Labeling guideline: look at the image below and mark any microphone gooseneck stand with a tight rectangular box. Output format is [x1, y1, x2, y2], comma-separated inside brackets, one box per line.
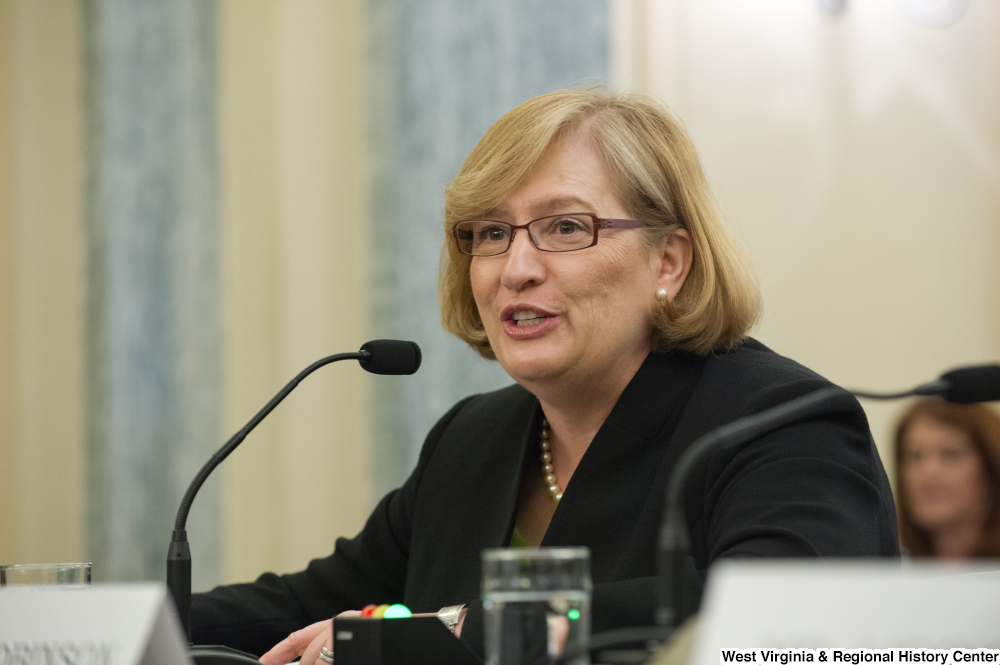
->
[655, 386, 845, 632]
[167, 340, 420, 665]
[655, 362, 1000, 641]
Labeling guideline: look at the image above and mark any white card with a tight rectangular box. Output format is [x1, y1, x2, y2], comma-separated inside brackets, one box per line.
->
[692, 560, 1000, 665]
[0, 583, 192, 665]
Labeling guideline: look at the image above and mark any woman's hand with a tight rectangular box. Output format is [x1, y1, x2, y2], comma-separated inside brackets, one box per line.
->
[259, 611, 360, 665]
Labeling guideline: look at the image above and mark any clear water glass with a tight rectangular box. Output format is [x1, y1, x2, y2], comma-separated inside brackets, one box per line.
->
[0, 563, 92, 588]
[482, 547, 591, 665]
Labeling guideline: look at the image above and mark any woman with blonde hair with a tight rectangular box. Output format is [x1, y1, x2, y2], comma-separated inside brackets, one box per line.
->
[192, 88, 898, 662]
[895, 398, 1000, 558]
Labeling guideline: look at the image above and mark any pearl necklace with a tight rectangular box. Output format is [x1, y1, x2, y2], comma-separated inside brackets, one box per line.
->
[540, 419, 562, 502]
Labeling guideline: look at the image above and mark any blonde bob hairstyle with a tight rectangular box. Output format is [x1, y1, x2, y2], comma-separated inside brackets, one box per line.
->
[440, 88, 761, 359]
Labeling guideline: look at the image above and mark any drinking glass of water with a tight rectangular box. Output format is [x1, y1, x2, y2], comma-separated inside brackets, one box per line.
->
[482, 547, 591, 665]
[0, 563, 92, 588]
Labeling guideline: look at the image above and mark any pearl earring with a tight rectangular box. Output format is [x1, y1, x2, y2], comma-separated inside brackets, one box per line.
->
[656, 289, 668, 300]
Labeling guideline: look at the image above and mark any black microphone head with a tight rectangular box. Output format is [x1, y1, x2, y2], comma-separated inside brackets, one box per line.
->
[358, 339, 422, 375]
[940, 365, 1000, 404]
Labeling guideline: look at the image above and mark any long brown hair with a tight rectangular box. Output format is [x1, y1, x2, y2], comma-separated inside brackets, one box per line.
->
[894, 398, 1000, 557]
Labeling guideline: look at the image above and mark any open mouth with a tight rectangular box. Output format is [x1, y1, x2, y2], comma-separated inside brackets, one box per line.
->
[500, 305, 557, 337]
[511, 310, 548, 326]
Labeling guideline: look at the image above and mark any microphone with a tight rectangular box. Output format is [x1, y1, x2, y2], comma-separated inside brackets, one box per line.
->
[167, 340, 421, 646]
[359, 339, 422, 375]
[919, 365, 1000, 404]
[851, 364, 1000, 404]
[656, 362, 1000, 636]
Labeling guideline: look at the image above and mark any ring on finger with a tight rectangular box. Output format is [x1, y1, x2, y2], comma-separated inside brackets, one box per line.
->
[319, 647, 335, 664]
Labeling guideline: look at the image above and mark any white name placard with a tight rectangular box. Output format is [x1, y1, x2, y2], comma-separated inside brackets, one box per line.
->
[692, 561, 1000, 665]
[0, 584, 191, 665]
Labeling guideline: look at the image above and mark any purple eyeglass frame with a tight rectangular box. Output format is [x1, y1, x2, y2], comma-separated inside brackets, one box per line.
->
[451, 213, 644, 256]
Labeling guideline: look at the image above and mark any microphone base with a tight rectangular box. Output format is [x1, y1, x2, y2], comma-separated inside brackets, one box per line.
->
[167, 533, 192, 642]
[188, 645, 262, 665]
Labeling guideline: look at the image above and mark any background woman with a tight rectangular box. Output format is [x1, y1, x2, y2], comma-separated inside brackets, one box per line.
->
[895, 398, 1000, 558]
[192, 89, 898, 663]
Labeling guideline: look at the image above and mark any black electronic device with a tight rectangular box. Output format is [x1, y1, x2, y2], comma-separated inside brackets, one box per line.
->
[333, 616, 482, 665]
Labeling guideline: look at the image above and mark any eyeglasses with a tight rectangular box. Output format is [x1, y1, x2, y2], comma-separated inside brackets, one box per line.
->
[451, 213, 644, 257]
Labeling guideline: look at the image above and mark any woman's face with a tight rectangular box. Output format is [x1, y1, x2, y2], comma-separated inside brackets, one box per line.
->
[468, 132, 689, 391]
[901, 416, 989, 534]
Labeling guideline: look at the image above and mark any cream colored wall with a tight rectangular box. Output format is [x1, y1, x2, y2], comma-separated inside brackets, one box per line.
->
[219, 0, 371, 584]
[612, 0, 1000, 478]
[0, 0, 16, 565]
[0, 0, 370, 580]
[0, 0, 84, 566]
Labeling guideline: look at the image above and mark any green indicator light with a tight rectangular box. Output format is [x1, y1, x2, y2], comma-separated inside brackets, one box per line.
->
[382, 604, 412, 619]
[567, 609, 580, 621]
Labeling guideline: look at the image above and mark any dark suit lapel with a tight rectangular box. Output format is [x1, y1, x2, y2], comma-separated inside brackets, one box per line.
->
[405, 385, 540, 609]
[540, 351, 706, 581]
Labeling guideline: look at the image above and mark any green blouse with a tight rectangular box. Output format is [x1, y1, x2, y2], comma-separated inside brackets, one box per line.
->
[509, 526, 531, 548]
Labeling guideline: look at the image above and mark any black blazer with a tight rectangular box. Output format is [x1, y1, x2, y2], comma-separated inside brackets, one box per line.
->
[192, 340, 899, 657]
